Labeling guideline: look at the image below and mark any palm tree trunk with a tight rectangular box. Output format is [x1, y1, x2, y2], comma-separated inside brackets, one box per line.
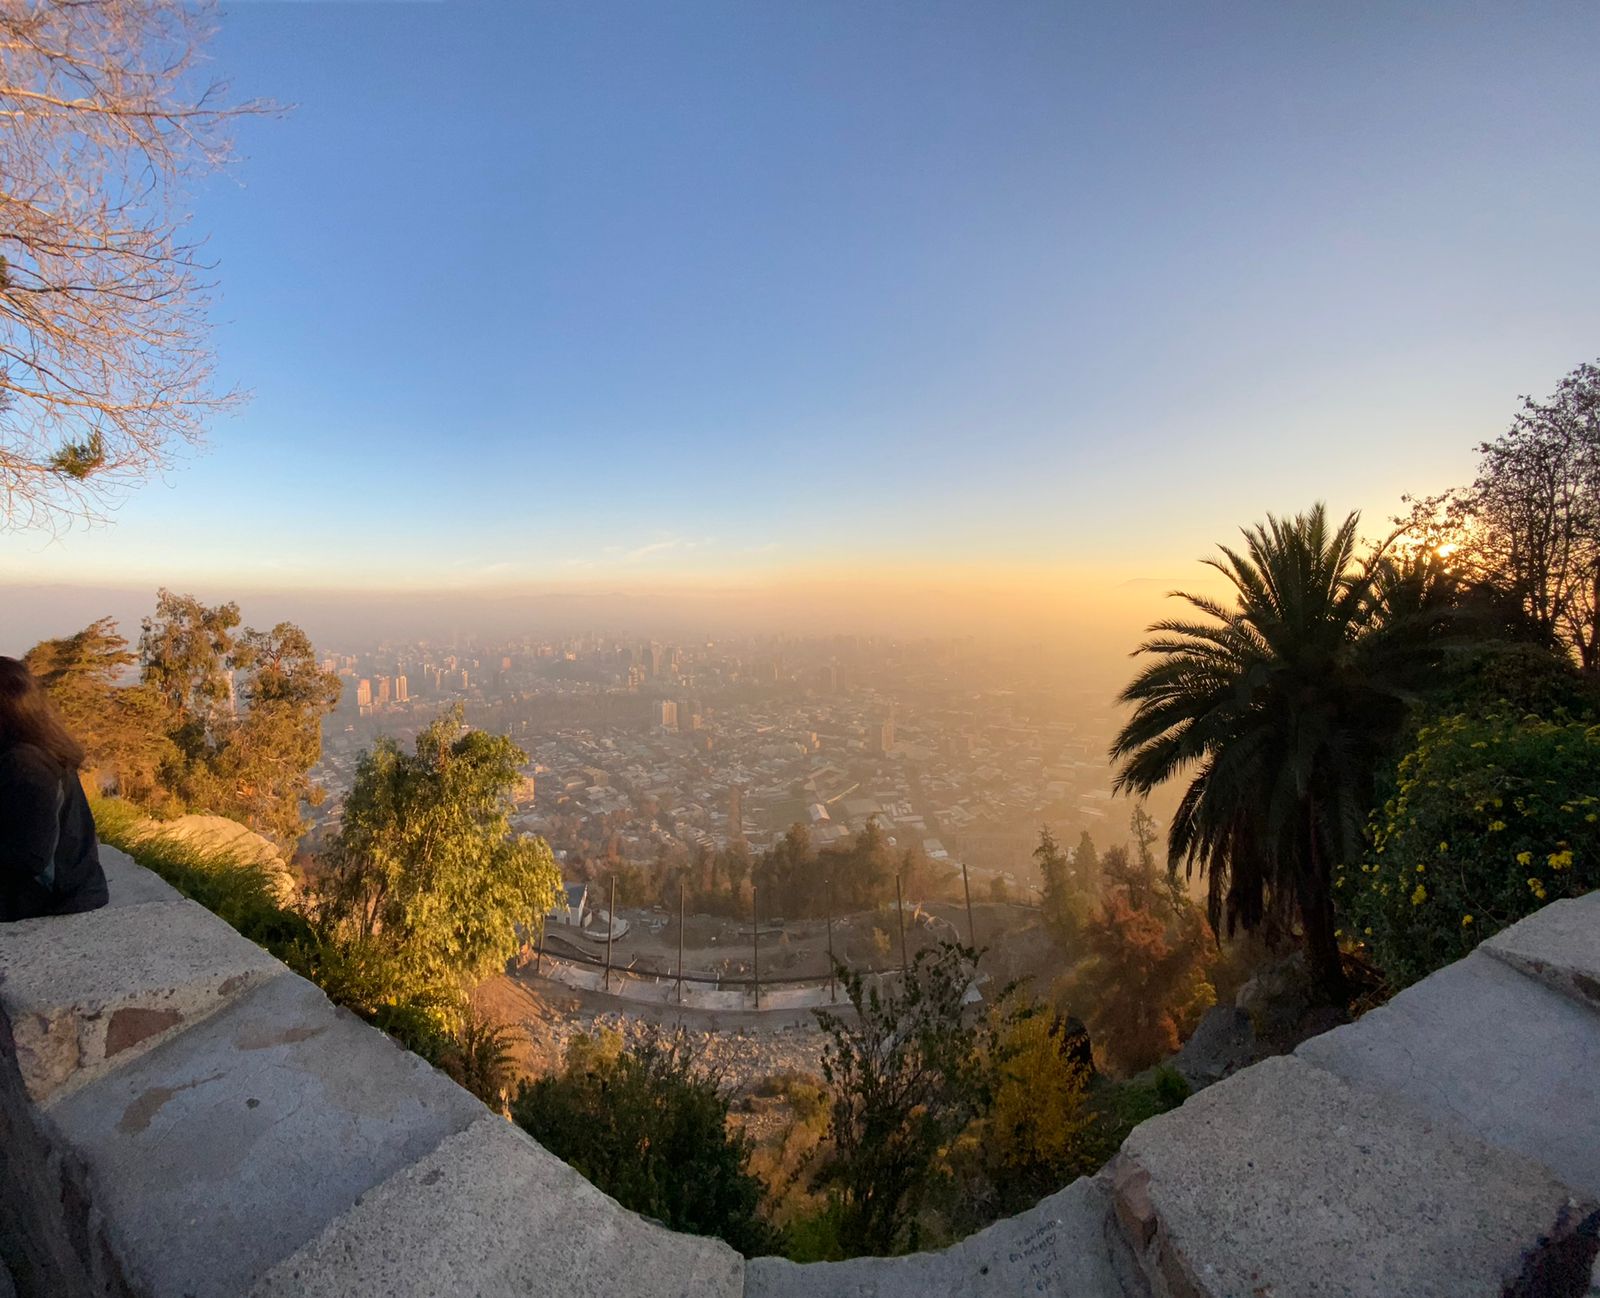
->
[1298, 806, 1348, 1007]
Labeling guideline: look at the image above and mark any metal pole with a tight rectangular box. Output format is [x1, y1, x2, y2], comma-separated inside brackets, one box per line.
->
[826, 878, 836, 1004]
[962, 862, 975, 949]
[895, 873, 908, 975]
[605, 875, 616, 994]
[752, 883, 760, 1010]
[677, 882, 686, 1005]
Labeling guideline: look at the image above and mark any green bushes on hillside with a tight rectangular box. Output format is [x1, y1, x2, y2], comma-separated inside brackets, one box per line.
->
[1342, 712, 1600, 988]
[511, 1030, 775, 1258]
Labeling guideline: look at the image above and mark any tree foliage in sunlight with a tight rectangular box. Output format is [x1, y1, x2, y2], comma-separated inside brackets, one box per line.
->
[139, 590, 342, 848]
[1036, 826, 1090, 948]
[511, 1029, 774, 1257]
[970, 1005, 1097, 1212]
[24, 616, 176, 801]
[1403, 359, 1600, 673]
[28, 595, 340, 847]
[1061, 850, 1216, 1076]
[324, 706, 561, 999]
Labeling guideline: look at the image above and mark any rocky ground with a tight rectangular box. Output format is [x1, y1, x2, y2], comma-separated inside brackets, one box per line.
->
[472, 971, 832, 1094]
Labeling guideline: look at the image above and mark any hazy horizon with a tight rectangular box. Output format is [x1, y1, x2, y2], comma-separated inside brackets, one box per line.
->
[5, 2, 1599, 600]
[0, 564, 1237, 689]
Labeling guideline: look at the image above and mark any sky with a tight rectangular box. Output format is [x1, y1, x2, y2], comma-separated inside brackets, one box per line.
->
[4, 0, 1600, 648]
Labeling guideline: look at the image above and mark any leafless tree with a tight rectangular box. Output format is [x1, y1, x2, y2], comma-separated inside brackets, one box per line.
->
[1, 0, 264, 531]
[1403, 361, 1600, 673]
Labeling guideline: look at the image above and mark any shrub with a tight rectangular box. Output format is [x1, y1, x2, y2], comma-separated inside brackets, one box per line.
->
[94, 796, 512, 1105]
[511, 1030, 774, 1257]
[1342, 711, 1600, 987]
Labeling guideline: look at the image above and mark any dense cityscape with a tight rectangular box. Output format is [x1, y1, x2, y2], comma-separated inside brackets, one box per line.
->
[308, 635, 1125, 891]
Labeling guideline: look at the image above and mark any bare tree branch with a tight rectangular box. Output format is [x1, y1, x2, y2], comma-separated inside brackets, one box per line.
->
[1, 0, 274, 531]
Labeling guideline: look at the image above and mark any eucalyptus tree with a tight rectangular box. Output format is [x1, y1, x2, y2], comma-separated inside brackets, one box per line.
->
[1110, 505, 1457, 1002]
[327, 707, 562, 998]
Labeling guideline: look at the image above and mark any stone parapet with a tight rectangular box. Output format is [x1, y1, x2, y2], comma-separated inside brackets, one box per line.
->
[2, 846, 1597, 1297]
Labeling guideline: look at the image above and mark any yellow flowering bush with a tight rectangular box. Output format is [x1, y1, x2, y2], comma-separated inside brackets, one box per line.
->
[1341, 711, 1600, 987]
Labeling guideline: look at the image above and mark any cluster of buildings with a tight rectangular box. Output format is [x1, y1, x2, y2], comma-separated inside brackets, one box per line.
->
[306, 634, 1125, 881]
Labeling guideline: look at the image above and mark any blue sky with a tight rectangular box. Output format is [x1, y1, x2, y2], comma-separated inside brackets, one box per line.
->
[6, 0, 1600, 596]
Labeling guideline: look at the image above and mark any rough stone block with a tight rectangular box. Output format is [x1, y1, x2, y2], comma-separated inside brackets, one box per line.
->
[250, 1113, 745, 1298]
[1298, 950, 1600, 1198]
[1116, 1055, 1590, 1298]
[97, 845, 184, 909]
[0, 897, 283, 1103]
[47, 972, 485, 1298]
[1483, 892, 1600, 1012]
[1172, 1006, 1254, 1091]
[744, 1177, 1138, 1297]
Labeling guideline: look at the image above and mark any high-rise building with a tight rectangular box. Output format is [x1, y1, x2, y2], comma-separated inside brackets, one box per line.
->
[875, 717, 896, 755]
[656, 699, 678, 730]
[374, 675, 392, 706]
[394, 674, 408, 703]
[356, 678, 373, 712]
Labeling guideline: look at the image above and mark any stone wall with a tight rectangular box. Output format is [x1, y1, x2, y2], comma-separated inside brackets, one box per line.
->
[1, 847, 1596, 1297]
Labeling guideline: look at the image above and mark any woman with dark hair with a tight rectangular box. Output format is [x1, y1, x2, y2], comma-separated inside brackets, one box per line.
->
[0, 656, 109, 921]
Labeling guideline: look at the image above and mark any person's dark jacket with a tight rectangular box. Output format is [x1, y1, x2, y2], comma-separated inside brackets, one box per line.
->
[0, 741, 109, 922]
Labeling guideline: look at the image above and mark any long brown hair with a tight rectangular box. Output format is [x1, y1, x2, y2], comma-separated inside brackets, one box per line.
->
[0, 657, 86, 772]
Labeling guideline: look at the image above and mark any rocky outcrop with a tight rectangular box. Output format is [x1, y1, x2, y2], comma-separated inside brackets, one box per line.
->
[1170, 1006, 1253, 1091]
[124, 812, 299, 906]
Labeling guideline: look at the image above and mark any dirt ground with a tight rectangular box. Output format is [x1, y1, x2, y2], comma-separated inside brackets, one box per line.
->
[471, 971, 831, 1084]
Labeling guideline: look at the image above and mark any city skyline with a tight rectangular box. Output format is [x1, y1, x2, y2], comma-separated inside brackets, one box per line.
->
[4, 2, 1599, 596]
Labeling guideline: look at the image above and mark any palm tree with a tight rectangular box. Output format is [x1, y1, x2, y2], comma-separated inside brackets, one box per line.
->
[1110, 505, 1455, 1003]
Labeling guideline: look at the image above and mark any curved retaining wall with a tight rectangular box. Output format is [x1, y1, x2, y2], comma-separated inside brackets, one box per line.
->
[528, 951, 891, 1012]
[1, 847, 1596, 1297]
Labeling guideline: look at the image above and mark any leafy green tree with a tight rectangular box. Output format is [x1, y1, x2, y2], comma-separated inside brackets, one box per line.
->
[209, 622, 342, 848]
[813, 942, 989, 1255]
[137, 591, 340, 847]
[325, 707, 562, 999]
[511, 1030, 774, 1257]
[1073, 830, 1101, 897]
[1342, 710, 1600, 987]
[1110, 505, 1460, 1002]
[24, 617, 175, 801]
[139, 590, 244, 762]
[1035, 827, 1085, 946]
